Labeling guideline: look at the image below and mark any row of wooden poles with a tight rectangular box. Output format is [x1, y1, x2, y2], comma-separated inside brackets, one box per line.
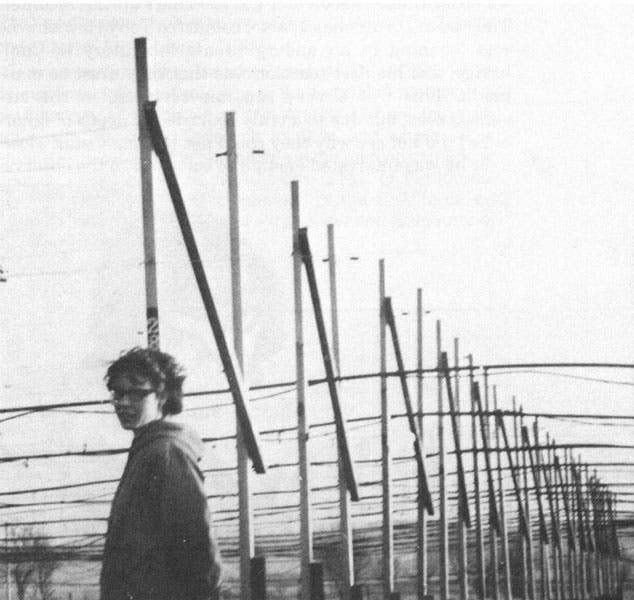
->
[132, 38, 624, 600]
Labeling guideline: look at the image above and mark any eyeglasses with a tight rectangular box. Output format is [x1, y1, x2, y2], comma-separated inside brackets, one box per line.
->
[110, 387, 156, 405]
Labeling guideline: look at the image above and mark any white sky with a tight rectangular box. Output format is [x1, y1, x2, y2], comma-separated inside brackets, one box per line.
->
[0, 1, 632, 580]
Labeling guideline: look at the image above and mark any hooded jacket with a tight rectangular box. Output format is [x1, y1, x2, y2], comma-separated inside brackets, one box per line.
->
[100, 419, 222, 600]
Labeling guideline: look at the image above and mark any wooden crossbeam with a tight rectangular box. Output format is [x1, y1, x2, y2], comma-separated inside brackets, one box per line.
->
[297, 228, 359, 501]
[143, 100, 266, 474]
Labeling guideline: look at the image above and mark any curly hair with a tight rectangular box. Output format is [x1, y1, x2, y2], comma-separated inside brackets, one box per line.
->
[104, 347, 186, 415]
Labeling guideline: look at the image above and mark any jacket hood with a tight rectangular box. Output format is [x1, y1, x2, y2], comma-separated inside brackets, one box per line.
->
[130, 419, 204, 463]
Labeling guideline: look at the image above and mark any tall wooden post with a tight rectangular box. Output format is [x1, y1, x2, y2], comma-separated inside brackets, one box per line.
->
[455, 339, 468, 600]
[571, 455, 587, 600]
[327, 224, 354, 600]
[586, 465, 600, 598]
[5, 524, 11, 600]
[520, 407, 535, 600]
[485, 370, 499, 600]
[134, 38, 160, 349]
[547, 436, 563, 600]
[380, 260, 394, 600]
[417, 289, 428, 600]
[564, 449, 577, 600]
[470, 356, 485, 600]
[514, 400, 528, 600]
[591, 473, 604, 597]
[293, 182, 313, 600]
[543, 433, 559, 600]
[438, 320, 449, 600]
[494, 388, 512, 600]
[224, 111, 256, 600]
[530, 419, 549, 600]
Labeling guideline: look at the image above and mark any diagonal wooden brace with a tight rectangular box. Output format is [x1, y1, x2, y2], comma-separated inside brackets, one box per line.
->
[472, 382, 501, 534]
[383, 297, 433, 515]
[495, 411, 529, 540]
[143, 100, 266, 474]
[439, 352, 471, 527]
[297, 228, 359, 501]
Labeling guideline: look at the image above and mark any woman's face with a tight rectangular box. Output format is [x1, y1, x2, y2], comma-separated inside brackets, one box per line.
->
[109, 373, 165, 431]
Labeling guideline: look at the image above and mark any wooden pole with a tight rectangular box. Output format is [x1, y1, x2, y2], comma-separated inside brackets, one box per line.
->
[380, 260, 394, 600]
[327, 225, 354, 600]
[494, 389, 512, 600]
[224, 111, 256, 600]
[590, 472, 604, 596]
[438, 320, 449, 600]
[548, 437, 564, 600]
[609, 493, 620, 597]
[134, 37, 160, 349]
[470, 356, 485, 600]
[543, 433, 559, 600]
[416, 289, 428, 600]
[581, 463, 596, 600]
[5, 524, 11, 600]
[554, 452, 575, 600]
[485, 372, 499, 600]
[514, 401, 528, 600]
[293, 182, 313, 600]
[527, 421, 549, 600]
[563, 450, 577, 600]
[455, 340, 468, 600]
[520, 408, 535, 600]
[570, 456, 587, 600]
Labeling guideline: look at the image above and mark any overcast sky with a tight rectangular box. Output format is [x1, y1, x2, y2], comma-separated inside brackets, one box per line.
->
[0, 2, 632, 571]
